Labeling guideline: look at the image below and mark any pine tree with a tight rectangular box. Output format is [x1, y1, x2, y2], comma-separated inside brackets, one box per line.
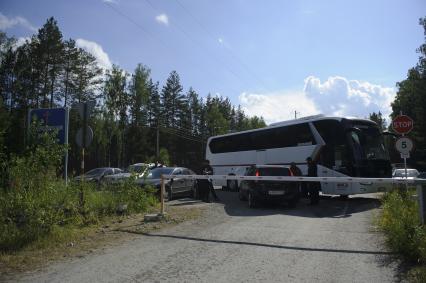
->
[35, 17, 64, 108]
[161, 71, 184, 128]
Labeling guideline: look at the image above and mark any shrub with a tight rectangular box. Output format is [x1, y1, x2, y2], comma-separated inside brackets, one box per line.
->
[380, 190, 426, 264]
[0, 125, 157, 251]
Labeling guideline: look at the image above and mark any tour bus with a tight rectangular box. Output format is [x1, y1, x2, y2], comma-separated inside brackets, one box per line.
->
[205, 114, 392, 196]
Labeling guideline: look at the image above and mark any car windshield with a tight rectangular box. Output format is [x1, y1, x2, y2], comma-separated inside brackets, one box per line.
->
[256, 167, 290, 176]
[127, 164, 147, 173]
[393, 169, 419, 177]
[85, 168, 105, 176]
[349, 125, 389, 160]
[147, 168, 175, 179]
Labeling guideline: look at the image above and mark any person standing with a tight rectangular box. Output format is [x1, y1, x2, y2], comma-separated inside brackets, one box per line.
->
[290, 162, 303, 197]
[197, 160, 219, 202]
[306, 157, 320, 205]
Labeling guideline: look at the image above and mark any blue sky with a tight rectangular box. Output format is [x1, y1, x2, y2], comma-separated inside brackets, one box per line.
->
[1, 0, 425, 123]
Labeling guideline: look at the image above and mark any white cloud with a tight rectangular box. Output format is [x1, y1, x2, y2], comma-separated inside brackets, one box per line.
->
[239, 91, 319, 125]
[304, 76, 395, 120]
[239, 75, 396, 125]
[12, 36, 30, 50]
[155, 14, 169, 26]
[102, 0, 117, 3]
[0, 12, 37, 32]
[218, 38, 223, 44]
[76, 38, 112, 70]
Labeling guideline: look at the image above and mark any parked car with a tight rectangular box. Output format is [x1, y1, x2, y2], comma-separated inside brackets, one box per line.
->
[74, 167, 122, 184]
[136, 167, 197, 200]
[392, 168, 420, 190]
[392, 168, 420, 179]
[418, 172, 426, 179]
[239, 165, 299, 208]
[104, 163, 151, 184]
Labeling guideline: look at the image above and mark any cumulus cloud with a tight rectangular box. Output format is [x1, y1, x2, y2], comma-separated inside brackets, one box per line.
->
[0, 12, 37, 32]
[304, 76, 395, 120]
[239, 91, 319, 125]
[76, 38, 112, 70]
[155, 14, 169, 26]
[239, 75, 396, 125]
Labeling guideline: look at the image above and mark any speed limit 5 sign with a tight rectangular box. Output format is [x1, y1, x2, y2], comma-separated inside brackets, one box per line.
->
[395, 137, 414, 154]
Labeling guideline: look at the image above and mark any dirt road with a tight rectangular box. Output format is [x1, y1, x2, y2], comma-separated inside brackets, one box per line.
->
[12, 191, 401, 282]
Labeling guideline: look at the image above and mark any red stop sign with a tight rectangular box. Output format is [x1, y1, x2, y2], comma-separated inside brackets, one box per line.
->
[392, 115, 414, 134]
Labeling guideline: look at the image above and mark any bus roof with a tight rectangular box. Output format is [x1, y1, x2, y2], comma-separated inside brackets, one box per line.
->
[207, 115, 377, 140]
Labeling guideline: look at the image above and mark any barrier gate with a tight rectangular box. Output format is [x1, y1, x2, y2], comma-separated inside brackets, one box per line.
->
[159, 175, 426, 224]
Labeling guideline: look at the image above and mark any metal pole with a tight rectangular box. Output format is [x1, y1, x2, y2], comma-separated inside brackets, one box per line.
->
[156, 125, 160, 160]
[417, 183, 426, 225]
[160, 174, 165, 215]
[64, 107, 69, 186]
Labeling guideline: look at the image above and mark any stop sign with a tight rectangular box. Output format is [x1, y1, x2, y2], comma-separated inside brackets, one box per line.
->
[392, 115, 414, 134]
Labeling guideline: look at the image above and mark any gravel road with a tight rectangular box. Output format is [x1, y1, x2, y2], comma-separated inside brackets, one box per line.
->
[12, 191, 401, 283]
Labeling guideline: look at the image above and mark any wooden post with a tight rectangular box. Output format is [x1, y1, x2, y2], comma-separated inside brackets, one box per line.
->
[160, 174, 165, 215]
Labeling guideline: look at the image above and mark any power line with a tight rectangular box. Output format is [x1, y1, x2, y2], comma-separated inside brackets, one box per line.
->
[173, 0, 272, 92]
[144, 0, 251, 92]
[104, 1, 242, 96]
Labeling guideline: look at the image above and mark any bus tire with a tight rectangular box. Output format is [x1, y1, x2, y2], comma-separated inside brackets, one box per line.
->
[248, 191, 257, 208]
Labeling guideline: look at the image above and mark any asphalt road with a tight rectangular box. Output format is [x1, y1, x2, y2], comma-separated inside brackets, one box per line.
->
[13, 191, 401, 283]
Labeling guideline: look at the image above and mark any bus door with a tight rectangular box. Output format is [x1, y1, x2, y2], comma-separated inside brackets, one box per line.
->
[318, 165, 335, 194]
[256, 149, 267, 165]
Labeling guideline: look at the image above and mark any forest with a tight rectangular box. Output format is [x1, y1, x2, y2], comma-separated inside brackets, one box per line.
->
[0, 17, 266, 179]
[1, 16, 425, 180]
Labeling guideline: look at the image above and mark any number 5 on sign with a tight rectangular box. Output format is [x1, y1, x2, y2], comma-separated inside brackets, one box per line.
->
[395, 137, 414, 155]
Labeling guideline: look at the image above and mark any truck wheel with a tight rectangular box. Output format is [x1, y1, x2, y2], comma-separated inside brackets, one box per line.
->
[248, 191, 257, 208]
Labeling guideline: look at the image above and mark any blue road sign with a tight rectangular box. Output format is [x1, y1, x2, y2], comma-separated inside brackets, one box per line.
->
[29, 108, 68, 144]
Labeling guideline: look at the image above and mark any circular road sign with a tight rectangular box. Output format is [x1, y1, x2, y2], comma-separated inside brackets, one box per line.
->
[392, 115, 414, 134]
[395, 137, 414, 154]
[76, 126, 94, 148]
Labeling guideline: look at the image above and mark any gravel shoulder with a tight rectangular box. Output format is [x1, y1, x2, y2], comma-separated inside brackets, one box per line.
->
[8, 191, 403, 283]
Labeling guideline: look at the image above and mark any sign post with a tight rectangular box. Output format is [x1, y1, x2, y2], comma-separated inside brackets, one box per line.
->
[392, 114, 414, 190]
[73, 101, 95, 208]
[28, 107, 69, 185]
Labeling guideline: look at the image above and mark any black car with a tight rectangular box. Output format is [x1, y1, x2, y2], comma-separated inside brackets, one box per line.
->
[74, 167, 122, 184]
[239, 165, 299, 208]
[136, 167, 197, 200]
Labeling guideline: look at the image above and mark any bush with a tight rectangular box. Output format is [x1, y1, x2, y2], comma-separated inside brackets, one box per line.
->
[380, 190, 426, 263]
[0, 126, 157, 251]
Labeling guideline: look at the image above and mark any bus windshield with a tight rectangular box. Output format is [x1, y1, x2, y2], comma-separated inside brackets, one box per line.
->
[349, 125, 389, 160]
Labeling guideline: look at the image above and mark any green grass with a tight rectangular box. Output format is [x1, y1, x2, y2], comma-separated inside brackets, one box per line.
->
[379, 190, 426, 281]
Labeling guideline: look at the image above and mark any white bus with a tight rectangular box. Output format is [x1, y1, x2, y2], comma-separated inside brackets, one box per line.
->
[205, 115, 392, 196]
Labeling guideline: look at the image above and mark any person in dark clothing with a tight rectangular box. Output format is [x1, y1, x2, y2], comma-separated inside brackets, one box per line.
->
[306, 157, 320, 205]
[290, 162, 303, 197]
[197, 160, 219, 202]
[290, 162, 302, 176]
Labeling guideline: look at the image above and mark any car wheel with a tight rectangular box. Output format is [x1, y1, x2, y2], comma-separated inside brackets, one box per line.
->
[248, 191, 257, 208]
[190, 183, 198, 199]
[288, 193, 300, 208]
[167, 186, 173, 201]
[239, 188, 247, 201]
[227, 179, 238, 191]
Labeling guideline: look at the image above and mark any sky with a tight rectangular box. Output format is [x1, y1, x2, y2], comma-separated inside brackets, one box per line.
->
[1, 0, 425, 124]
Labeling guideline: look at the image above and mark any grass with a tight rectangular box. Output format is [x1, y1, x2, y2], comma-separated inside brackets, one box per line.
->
[379, 190, 426, 282]
[0, 204, 204, 276]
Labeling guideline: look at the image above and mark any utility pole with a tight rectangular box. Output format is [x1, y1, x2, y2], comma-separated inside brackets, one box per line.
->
[294, 110, 300, 119]
[156, 119, 160, 160]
